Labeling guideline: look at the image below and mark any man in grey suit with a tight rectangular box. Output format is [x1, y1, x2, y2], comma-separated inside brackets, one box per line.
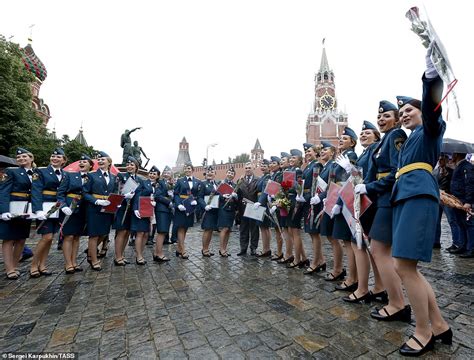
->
[237, 163, 260, 256]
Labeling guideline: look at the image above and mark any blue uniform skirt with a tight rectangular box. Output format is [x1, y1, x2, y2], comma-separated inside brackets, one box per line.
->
[350, 204, 376, 245]
[319, 213, 334, 237]
[304, 203, 323, 234]
[0, 218, 32, 240]
[368, 207, 393, 245]
[218, 208, 235, 228]
[86, 205, 114, 237]
[114, 201, 132, 231]
[332, 213, 352, 241]
[287, 203, 304, 229]
[174, 210, 194, 229]
[257, 208, 272, 228]
[392, 196, 439, 262]
[36, 218, 60, 235]
[155, 211, 172, 233]
[201, 208, 219, 230]
[278, 208, 288, 228]
[131, 214, 151, 232]
[59, 207, 87, 236]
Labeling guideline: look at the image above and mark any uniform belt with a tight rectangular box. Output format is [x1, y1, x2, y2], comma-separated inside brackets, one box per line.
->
[67, 193, 82, 200]
[257, 192, 262, 196]
[179, 195, 189, 199]
[395, 162, 433, 179]
[42, 190, 57, 196]
[10, 192, 30, 198]
[376, 172, 390, 180]
[93, 194, 109, 200]
[303, 189, 310, 193]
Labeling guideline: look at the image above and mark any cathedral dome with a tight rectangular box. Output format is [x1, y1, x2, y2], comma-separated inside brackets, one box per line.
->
[21, 44, 47, 81]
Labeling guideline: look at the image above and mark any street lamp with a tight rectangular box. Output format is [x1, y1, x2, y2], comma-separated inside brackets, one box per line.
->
[206, 143, 218, 166]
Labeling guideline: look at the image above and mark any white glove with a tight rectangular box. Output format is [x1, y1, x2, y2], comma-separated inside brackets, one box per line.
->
[354, 184, 367, 194]
[231, 192, 238, 198]
[169, 202, 174, 209]
[330, 204, 341, 218]
[178, 204, 186, 211]
[223, 193, 231, 199]
[61, 207, 73, 216]
[425, 43, 438, 79]
[296, 195, 306, 203]
[1, 212, 12, 221]
[95, 200, 111, 207]
[36, 210, 47, 221]
[124, 191, 134, 199]
[310, 196, 321, 205]
[336, 154, 353, 173]
[134, 210, 141, 219]
[190, 200, 197, 206]
[205, 205, 212, 211]
[270, 205, 277, 214]
[167, 190, 174, 197]
[151, 201, 156, 207]
[253, 202, 261, 209]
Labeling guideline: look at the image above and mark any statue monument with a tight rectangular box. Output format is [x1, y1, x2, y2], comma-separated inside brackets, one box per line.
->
[120, 127, 144, 166]
[131, 140, 149, 168]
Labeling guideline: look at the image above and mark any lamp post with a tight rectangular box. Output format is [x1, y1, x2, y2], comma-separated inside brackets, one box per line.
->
[206, 143, 218, 166]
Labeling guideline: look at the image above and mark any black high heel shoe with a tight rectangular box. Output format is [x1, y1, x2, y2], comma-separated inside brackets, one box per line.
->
[175, 250, 181, 257]
[433, 328, 453, 345]
[399, 335, 434, 356]
[342, 291, 371, 304]
[369, 290, 388, 303]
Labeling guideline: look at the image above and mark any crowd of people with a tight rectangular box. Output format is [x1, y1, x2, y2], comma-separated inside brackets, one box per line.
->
[1, 47, 472, 357]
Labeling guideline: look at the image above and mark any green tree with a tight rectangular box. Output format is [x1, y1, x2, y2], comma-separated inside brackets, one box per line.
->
[0, 35, 44, 156]
[61, 135, 96, 165]
[232, 153, 250, 163]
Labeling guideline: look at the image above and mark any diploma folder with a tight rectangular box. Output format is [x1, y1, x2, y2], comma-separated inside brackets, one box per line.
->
[204, 195, 219, 209]
[121, 177, 139, 195]
[264, 180, 281, 197]
[323, 182, 341, 216]
[139, 197, 154, 218]
[183, 195, 196, 215]
[216, 182, 234, 195]
[283, 171, 296, 188]
[243, 203, 265, 221]
[100, 194, 124, 214]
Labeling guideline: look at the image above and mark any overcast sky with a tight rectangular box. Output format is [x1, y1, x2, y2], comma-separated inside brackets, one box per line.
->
[2, 0, 472, 169]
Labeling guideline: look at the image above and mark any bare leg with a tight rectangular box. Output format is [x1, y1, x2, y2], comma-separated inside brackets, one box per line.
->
[135, 231, 146, 260]
[72, 236, 80, 267]
[62, 235, 74, 269]
[343, 240, 357, 285]
[326, 236, 343, 275]
[368, 250, 384, 293]
[219, 228, 230, 253]
[283, 228, 293, 259]
[394, 258, 448, 349]
[3, 240, 15, 274]
[177, 228, 187, 255]
[31, 233, 53, 272]
[309, 233, 325, 267]
[88, 236, 99, 265]
[371, 240, 405, 314]
[201, 229, 213, 253]
[114, 230, 128, 261]
[274, 229, 283, 256]
[154, 233, 166, 257]
[350, 242, 370, 296]
[260, 227, 271, 253]
[291, 228, 306, 263]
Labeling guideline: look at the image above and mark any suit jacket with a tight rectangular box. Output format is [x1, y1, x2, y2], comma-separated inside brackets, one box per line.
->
[237, 176, 259, 215]
[32, 165, 64, 212]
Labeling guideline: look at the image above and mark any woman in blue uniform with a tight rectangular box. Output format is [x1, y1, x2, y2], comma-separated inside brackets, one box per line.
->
[389, 52, 450, 355]
[113, 156, 139, 266]
[153, 166, 172, 262]
[131, 162, 154, 265]
[276, 152, 293, 264]
[57, 154, 93, 273]
[30, 148, 67, 277]
[83, 151, 117, 271]
[146, 166, 160, 244]
[199, 166, 219, 256]
[217, 167, 238, 257]
[254, 160, 272, 257]
[0, 147, 36, 280]
[286, 149, 309, 269]
[317, 142, 344, 280]
[301, 144, 325, 275]
[173, 162, 200, 259]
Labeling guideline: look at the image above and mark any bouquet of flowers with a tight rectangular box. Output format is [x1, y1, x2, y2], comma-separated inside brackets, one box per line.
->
[37, 201, 62, 231]
[274, 180, 291, 216]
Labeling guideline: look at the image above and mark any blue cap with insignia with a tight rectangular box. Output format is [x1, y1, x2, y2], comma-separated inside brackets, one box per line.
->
[290, 149, 303, 157]
[228, 166, 235, 173]
[163, 165, 171, 172]
[280, 152, 290, 158]
[16, 147, 31, 155]
[206, 165, 215, 172]
[184, 161, 193, 167]
[149, 165, 160, 173]
[127, 156, 139, 166]
[361, 120, 378, 131]
[396, 96, 421, 110]
[343, 127, 358, 141]
[97, 151, 110, 158]
[270, 156, 281, 163]
[321, 141, 334, 149]
[80, 154, 92, 161]
[261, 159, 270, 165]
[378, 100, 397, 113]
[303, 143, 314, 151]
[52, 147, 65, 156]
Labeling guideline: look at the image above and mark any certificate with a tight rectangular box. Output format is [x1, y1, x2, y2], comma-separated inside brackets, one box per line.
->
[9, 201, 35, 219]
[243, 203, 265, 221]
[121, 177, 139, 195]
[43, 202, 60, 219]
[204, 195, 219, 209]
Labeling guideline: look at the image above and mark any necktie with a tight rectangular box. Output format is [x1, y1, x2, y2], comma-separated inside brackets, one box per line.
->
[55, 170, 61, 175]
[26, 170, 33, 176]
[103, 172, 108, 177]
[187, 177, 192, 182]
[81, 174, 87, 179]
[247, 176, 251, 183]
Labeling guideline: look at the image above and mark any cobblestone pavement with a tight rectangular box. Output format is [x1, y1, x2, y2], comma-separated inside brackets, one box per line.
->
[0, 217, 472, 359]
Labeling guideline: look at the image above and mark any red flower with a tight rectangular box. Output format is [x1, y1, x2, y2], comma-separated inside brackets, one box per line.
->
[281, 181, 292, 191]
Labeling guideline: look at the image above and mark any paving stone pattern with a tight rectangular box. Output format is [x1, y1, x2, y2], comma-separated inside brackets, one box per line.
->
[0, 217, 472, 359]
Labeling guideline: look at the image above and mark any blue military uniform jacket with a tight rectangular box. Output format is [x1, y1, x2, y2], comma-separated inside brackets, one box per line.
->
[356, 142, 379, 178]
[198, 180, 220, 209]
[316, 160, 335, 201]
[173, 176, 201, 208]
[334, 149, 357, 185]
[133, 178, 154, 212]
[258, 170, 283, 206]
[219, 179, 238, 211]
[302, 160, 322, 201]
[31, 165, 64, 212]
[365, 128, 407, 208]
[0, 167, 36, 213]
[450, 160, 474, 206]
[391, 75, 446, 203]
[155, 179, 174, 213]
[83, 170, 118, 205]
[256, 173, 271, 198]
[57, 172, 87, 213]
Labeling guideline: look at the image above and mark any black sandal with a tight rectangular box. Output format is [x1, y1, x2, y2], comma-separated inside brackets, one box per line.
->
[219, 250, 230, 257]
[153, 255, 170, 262]
[179, 252, 189, 259]
[73, 266, 83, 272]
[202, 250, 212, 257]
[39, 268, 53, 276]
[324, 268, 346, 282]
[6, 271, 19, 280]
[286, 261, 299, 269]
[65, 266, 75, 274]
[90, 262, 102, 271]
[29, 269, 41, 278]
[342, 291, 371, 304]
[114, 258, 126, 266]
[136, 258, 147, 265]
[271, 253, 283, 261]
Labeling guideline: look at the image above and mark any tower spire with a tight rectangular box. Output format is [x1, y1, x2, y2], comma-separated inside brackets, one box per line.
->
[319, 38, 330, 73]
